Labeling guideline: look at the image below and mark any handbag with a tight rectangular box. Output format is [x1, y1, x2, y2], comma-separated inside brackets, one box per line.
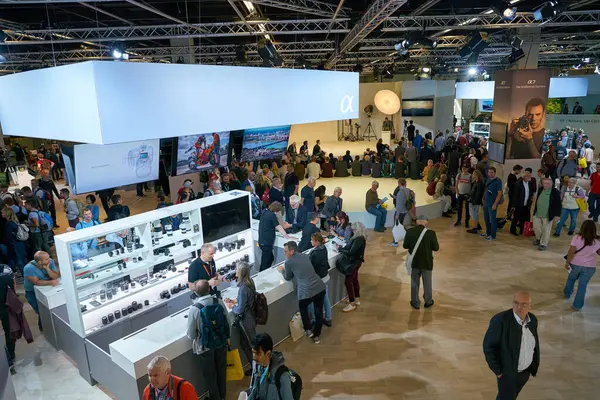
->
[564, 245, 586, 260]
[288, 312, 304, 342]
[522, 221, 535, 237]
[405, 227, 427, 275]
[336, 253, 356, 276]
[226, 348, 245, 381]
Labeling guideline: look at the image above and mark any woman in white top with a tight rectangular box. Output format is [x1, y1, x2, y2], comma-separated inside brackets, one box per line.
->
[554, 177, 585, 236]
[564, 219, 600, 311]
[307, 156, 321, 179]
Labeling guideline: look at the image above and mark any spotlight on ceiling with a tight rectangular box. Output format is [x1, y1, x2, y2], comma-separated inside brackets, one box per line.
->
[352, 63, 364, 73]
[382, 65, 394, 79]
[258, 38, 283, 67]
[595, 65, 600, 75]
[503, 48, 525, 65]
[454, 67, 459, 72]
[421, 67, 431, 73]
[492, 1, 517, 21]
[459, 31, 489, 63]
[572, 63, 582, 70]
[468, 67, 478, 76]
[534, 1, 562, 23]
[235, 45, 248, 64]
[216, 55, 223, 65]
[396, 33, 437, 50]
[295, 55, 310, 69]
[510, 36, 523, 50]
[111, 48, 129, 60]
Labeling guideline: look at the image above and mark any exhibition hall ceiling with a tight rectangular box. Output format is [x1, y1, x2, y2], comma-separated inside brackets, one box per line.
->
[0, 0, 599, 75]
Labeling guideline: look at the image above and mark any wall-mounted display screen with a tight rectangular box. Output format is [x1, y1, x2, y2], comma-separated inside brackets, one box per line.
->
[240, 125, 291, 162]
[201, 196, 251, 243]
[479, 99, 493, 112]
[74, 139, 160, 194]
[470, 122, 490, 138]
[488, 122, 507, 164]
[401, 98, 434, 117]
[175, 132, 230, 175]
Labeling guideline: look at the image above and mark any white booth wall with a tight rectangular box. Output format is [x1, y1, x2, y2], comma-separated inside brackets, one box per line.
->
[289, 121, 339, 146]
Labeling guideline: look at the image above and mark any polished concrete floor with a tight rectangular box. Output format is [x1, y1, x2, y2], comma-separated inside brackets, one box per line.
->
[8, 184, 600, 399]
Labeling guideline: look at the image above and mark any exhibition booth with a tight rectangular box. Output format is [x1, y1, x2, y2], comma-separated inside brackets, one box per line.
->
[0, 61, 359, 398]
[35, 190, 346, 399]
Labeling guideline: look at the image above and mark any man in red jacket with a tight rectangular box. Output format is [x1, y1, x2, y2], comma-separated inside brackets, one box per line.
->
[143, 356, 198, 400]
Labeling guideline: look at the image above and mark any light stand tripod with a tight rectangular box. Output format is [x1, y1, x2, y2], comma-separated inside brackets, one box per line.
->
[363, 114, 377, 141]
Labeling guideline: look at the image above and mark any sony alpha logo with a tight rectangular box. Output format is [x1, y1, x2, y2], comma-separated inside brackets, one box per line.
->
[340, 95, 354, 113]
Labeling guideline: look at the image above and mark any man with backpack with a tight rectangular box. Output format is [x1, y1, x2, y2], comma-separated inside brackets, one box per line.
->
[246, 332, 299, 400]
[186, 279, 230, 400]
[38, 169, 61, 228]
[107, 194, 131, 222]
[59, 188, 81, 228]
[143, 355, 199, 400]
[24, 199, 53, 254]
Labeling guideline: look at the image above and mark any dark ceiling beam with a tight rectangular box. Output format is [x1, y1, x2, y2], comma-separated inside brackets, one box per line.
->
[78, 2, 133, 26]
[410, 0, 441, 16]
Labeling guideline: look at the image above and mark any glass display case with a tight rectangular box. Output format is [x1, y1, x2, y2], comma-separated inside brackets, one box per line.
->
[55, 191, 253, 337]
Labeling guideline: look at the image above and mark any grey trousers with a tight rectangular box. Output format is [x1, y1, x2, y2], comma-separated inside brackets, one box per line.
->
[410, 268, 433, 307]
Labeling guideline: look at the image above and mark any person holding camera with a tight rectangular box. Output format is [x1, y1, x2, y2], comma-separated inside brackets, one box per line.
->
[507, 98, 547, 159]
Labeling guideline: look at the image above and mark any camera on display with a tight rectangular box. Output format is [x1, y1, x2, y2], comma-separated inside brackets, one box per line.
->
[144, 300, 150, 306]
[108, 313, 114, 323]
[115, 310, 121, 319]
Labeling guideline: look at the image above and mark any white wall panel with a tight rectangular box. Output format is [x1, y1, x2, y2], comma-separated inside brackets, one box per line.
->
[0, 62, 102, 143]
[92, 62, 359, 144]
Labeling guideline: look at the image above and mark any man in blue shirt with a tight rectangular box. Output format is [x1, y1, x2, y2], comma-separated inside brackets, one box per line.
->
[482, 167, 503, 241]
[76, 208, 101, 248]
[23, 251, 60, 331]
[300, 177, 316, 213]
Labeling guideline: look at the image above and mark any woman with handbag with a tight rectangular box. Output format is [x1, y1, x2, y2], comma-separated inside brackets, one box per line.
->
[564, 220, 600, 311]
[225, 262, 256, 375]
[336, 222, 367, 313]
[467, 170, 485, 234]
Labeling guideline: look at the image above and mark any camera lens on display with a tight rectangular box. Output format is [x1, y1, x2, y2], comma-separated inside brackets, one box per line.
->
[131, 282, 136, 288]
[80, 305, 87, 313]
[122, 262, 127, 269]
[237, 241, 242, 250]
[100, 293, 106, 302]
[144, 300, 150, 306]
[122, 307, 128, 316]
[127, 243, 133, 253]
[217, 242, 223, 251]
[132, 301, 138, 309]
[115, 310, 121, 319]
[165, 292, 171, 299]
[137, 303, 143, 310]
[111, 287, 117, 296]
[107, 292, 112, 300]
[240, 238, 246, 246]
[243, 254, 249, 262]
[171, 265, 177, 273]
[102, 316, 108, 325]
[108, 251, 114, 257]
[127, 306, 133, 314]
[138, 257, 143, 262]
[133, 257, 138, 264]
[108, 313, 114, 323]
[120, 248, 125, 254]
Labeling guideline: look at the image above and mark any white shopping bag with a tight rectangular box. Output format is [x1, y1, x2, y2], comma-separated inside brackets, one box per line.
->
[393, 222, 406, 242]
[238, 391, 248, 400]
[289, 312, 304, 342]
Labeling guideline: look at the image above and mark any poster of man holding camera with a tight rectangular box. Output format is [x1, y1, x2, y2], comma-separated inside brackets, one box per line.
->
[493, 69, 552, 160]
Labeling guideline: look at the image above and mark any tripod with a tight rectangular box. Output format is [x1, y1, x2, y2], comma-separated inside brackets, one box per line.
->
[363, 115, 377, 141]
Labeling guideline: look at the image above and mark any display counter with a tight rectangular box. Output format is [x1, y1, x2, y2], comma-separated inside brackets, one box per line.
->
[46, 190, 348, 399]
[103, 240, 345, 399]
[34, 284, 66, 350]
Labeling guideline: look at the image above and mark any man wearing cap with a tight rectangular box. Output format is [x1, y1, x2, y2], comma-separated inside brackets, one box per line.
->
[177, 179, 196, 203]
[403, 215, 439, 310]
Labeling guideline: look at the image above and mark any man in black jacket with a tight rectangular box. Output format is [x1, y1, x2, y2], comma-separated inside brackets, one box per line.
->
[532, 177, 561, 251]
[509, 171, 533, 236]
[298, 212, 320, 252]
[483, 291, 540, 400]
[506, 164, 523, 220]
[403, 216, 439, 310]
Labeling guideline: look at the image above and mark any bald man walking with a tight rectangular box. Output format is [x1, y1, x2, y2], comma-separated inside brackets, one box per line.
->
[483, 292, 540, 400]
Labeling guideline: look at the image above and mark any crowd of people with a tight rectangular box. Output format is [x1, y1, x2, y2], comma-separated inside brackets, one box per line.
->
[3, 125, 600, 399]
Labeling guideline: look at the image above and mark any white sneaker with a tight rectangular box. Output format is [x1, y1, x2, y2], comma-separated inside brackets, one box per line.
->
[343, 303, 356, 312]
[305, 330, 314, 338]
[354, 298, 361, 306]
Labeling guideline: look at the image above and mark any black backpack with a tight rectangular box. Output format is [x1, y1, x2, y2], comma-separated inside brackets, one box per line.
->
[254, 292, 269, 325]
[274, 365, 302, 400]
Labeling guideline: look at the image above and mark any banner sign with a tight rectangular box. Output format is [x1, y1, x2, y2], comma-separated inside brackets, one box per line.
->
[493, 69, 552, 159]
